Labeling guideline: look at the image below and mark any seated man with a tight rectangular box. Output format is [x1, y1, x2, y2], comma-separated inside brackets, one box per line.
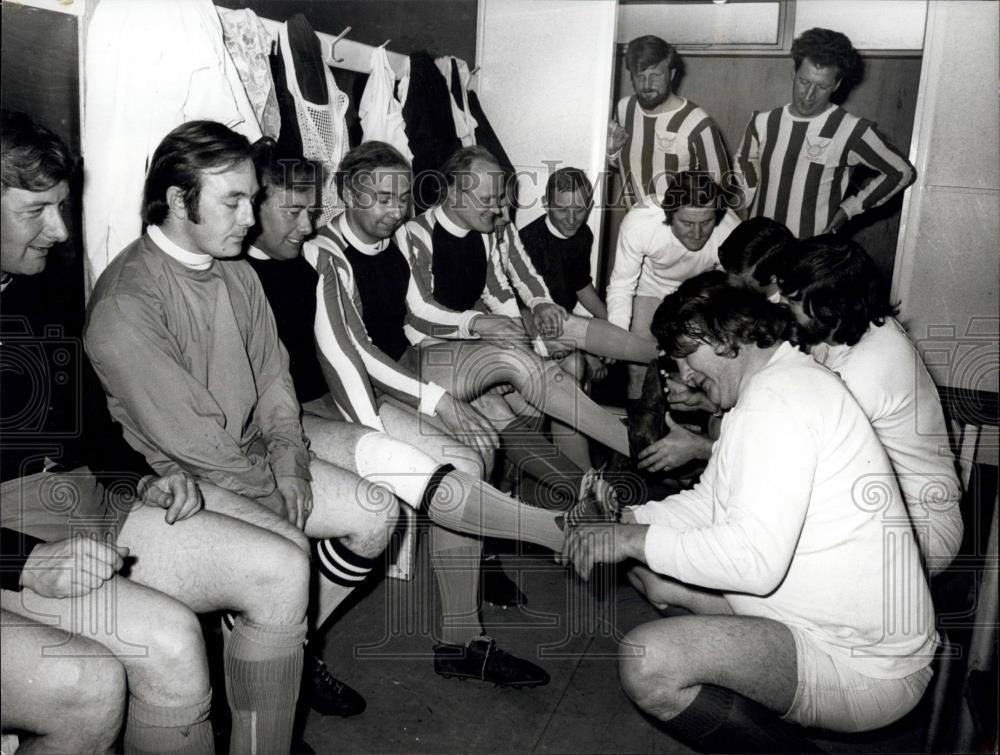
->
[520, 166, 610, 468]
[562, 282, 935, 749]
[2, 110, 309, 755]
[776, 236, 964, 575]
[401, 145, 658, 460]
[247, 137, 604, 686]
[83, 120, 390, 723]
[606, 171, 739, 406]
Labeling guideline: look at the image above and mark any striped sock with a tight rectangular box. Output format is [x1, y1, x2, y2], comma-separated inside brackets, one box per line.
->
[313, 538, 380, 629]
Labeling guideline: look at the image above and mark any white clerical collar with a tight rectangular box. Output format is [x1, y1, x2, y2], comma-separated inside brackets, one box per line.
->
[148, 225, 213, 270]
[434, 205, 471, 238]
[339, 214, 389, 255]
[0, 273, 11, 292]
[246, 245, 271, 261]
[545, 217, 569, 240]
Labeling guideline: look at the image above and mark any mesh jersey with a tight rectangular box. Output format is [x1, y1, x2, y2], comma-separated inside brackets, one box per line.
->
[735, 105, 915, 238]
[279, 22, 349, 226]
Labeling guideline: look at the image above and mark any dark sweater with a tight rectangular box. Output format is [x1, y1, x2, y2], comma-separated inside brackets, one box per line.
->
[244, 254, 329, 404]
[0, 270, 153, 487]
[519, 216, 594, 312]
[341, 242, 411, 362]
[431, 223, 488, 311]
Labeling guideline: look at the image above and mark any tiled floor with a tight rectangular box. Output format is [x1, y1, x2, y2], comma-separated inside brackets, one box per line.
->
[300, 532, 929, 755]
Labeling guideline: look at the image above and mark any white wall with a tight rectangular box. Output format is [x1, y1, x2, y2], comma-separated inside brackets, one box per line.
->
[476, 0, 617, 273]
[893, 1, 999, 397]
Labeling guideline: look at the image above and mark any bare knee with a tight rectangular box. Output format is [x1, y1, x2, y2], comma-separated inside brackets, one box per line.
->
[342, 496, 400, 559]
[53, 655, 127, 732]
[619, 624, 687, 715]
[245, 538, 311, 621]
[138, 605, 209, 701]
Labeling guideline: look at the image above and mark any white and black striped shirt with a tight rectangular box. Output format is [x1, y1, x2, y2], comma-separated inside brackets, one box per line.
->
[736, 104, 915, 238]
[614, 95, 732, 205]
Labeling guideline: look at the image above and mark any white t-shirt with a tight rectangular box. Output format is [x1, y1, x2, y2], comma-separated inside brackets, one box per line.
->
[606, 207, 740, 331]
[633, 343, 936, 679]
[813, 319, 963, 573]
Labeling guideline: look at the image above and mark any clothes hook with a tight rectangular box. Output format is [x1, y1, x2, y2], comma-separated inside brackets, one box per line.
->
[328, 25, 352, 64]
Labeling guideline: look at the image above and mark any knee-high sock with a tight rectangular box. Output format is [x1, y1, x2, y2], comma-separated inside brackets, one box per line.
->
[123, 691, 213, 755]
[313, 538, 380, 629]
[224, 616, 307, 755]
[430, 524, 484, 645]
[499, 415, 584, 510]
[583, 318, 658, 364]
[423, 466, 566, 552]
[529, 364, 629, 455]
[658, 684, 819, 754]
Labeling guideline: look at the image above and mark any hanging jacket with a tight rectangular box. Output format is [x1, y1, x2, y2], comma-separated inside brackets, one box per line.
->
[400, 51, 461, 212]
[83, 0, 261, 283]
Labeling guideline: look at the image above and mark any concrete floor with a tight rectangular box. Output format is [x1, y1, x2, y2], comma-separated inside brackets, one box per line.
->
[299, 530, 929, 755]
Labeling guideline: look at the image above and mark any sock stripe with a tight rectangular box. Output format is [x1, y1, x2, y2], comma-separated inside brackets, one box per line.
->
[420, 464, 456, 511]
[314, 539, 375, 586]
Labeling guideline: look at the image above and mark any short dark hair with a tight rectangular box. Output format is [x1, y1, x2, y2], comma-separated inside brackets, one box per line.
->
[440, 145, 499, 189]
[251, 137, 323, 200]
[718, 217, 794, 286]
[336, 140, 411, 197]
[774, 235, 898, 347]
[660, 171, 727, 223]
[544, 167, 593, 206]
[1, 109, 75, 192]
[651, 270, 791, 359]
[625, 35, 679, 74]
[142, 120, 253, 226]
[791, 28, 862, 88]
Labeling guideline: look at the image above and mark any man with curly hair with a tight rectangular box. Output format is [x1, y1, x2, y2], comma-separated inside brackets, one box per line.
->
[562, 275, 936, 749]
[735, 28, 915, 238]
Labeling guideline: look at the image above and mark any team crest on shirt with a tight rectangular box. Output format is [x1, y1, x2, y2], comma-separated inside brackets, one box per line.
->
[655, 130, 678, 153]
[803, 136, 832, 164]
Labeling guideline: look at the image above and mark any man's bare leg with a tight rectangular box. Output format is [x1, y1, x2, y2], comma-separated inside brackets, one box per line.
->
[627, 563, 733, 615]
[0, 609, 126, 755]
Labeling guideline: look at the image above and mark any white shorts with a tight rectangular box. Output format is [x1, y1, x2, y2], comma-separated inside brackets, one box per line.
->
[781, 623, 933, 733]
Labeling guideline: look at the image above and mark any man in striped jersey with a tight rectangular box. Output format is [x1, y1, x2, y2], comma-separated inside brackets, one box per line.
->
[608, 35, 732, 207]
[735, 28, 916, 238]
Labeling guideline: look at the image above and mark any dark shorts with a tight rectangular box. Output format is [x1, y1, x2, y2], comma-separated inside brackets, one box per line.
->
[0, 467, 128, 542]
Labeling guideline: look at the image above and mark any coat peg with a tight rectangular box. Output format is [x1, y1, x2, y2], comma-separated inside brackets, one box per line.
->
[328, 25, 352, 64]
[469, 66, 481, 77]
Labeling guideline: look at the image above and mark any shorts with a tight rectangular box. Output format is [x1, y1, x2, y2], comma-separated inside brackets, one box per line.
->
[781, 623, 933, 733]
[0, 467, 127, 543]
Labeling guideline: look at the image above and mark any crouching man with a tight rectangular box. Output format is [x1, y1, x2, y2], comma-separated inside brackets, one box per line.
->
[562, 279, 936, 751]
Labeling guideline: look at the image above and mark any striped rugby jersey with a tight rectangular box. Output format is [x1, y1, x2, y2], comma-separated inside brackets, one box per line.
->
[613, 95, 732, 205]
[736, 104, 915, 238]
[401, 206, 554, 342]
[301, 216, 448, 431]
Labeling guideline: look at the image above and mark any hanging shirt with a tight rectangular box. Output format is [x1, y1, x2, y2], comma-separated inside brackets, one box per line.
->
[359, 45, 413, 160]
[279, 15, 349, 226]
[611, 95, 731, 207]
[735, 104, 915, 238]
[84, 228, 310, 501]
[400, 51, 462, 212]
[435, 56, 479, 147]
[219, 7, 281, 139]
[83, 0, 261, 283]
